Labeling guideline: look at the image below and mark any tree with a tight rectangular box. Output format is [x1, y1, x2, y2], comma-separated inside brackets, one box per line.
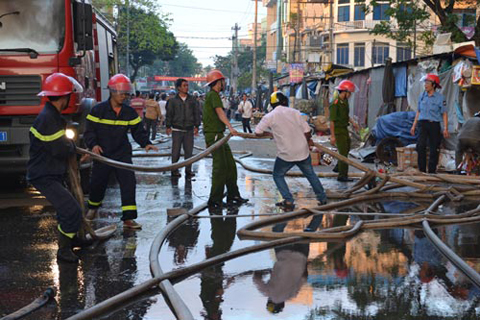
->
[363, 0, 479, 54]
[92, 0, 158, 22]
[152, 43, 202, 77]
[117, 6, 177, 82]
[92, 0, 178, 82]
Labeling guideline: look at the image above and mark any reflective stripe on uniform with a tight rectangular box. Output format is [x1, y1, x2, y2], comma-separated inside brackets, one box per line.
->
[88, 200, 102, 207]
[122, 205, 137, 211]
[30, 127, 65, 142]
[58, 224, 76, 239]
[86, 114, 142, 126]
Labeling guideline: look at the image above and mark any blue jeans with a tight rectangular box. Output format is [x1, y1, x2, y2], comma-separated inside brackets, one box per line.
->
[273, 155, 327, 204]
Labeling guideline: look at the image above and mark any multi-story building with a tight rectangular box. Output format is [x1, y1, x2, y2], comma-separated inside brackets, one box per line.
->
[261, 0, 468, 73]
[326, 0, 438, 70]
[239, 20, 266, 48]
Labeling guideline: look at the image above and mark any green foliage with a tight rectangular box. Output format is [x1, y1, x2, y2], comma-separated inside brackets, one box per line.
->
[367, 0, 431, 50]
[92, 0, 177, 82]
[238, 71, 252, 90]
[92, 0, 158, 21]
[146, 43, 202, 77]
[116, 6, 178, 82]
[363, 0, 480, 51]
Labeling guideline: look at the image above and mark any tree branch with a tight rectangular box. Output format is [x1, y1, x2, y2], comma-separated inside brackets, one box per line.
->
[446, 0, 455, 13]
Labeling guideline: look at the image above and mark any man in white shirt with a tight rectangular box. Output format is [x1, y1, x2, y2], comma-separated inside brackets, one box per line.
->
[158, 93, 167, 126]
[238, 93, 253, 133]
[255, 91, 327, 209]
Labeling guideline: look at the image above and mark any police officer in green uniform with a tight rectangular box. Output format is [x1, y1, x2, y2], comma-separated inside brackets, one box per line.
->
[329, 80, 358, 182]
[203, 69, 248, 208]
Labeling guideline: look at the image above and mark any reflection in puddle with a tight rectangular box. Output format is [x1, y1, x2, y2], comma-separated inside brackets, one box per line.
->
[2, 157, 480, 319]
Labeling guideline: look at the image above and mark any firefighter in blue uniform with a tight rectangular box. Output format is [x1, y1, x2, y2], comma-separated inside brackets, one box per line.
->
[84, 74, 158, 229]
[27, 73, 85, 263]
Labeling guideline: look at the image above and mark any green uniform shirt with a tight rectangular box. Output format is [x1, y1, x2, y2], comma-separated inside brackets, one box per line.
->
[203, 91, 226, 133]
[329, 98, 350, 128]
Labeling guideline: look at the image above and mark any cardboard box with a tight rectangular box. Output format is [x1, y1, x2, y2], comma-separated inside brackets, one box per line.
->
[311, 152, 320, 166]
[396, 147, 418, 171]
[312, 116, 329, 132]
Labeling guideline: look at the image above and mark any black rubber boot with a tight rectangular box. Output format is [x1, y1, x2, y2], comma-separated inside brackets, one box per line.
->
[227, 196, 249, 206]
[57, 231, 79, 263]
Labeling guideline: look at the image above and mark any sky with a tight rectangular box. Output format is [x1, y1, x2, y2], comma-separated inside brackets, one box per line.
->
[158, 0, 267, 69]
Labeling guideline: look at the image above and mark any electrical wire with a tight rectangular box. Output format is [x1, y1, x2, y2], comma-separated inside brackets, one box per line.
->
[160, 2, 268, 15]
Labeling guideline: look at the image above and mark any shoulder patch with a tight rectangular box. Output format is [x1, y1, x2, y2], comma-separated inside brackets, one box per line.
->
[334, 99, 338, 104]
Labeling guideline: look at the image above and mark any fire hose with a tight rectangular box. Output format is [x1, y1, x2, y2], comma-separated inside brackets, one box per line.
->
[47, 133, 480, 319]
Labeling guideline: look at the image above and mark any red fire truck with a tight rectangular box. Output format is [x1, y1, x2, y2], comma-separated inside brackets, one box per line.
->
[0, 0, 118, 177]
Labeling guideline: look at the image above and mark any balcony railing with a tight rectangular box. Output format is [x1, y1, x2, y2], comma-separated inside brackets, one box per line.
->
[334, 19, 432, 32]
[334, 20, 386, 31]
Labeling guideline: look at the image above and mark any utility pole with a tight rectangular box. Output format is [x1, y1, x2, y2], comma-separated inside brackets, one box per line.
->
[276, 0, 283, 72]
[372, 39, 375, 67]
[126, 0, 130, 77]
[291, 0, 300, 63]
[329, 0, 333, 64]
[293, 0, 301, 62]
[232, 23, 240, 94]
[252, 0, 258, 93]
[413, 19, 417, 58]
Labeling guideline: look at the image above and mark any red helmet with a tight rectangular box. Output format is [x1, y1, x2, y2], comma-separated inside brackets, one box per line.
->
[205, 69, 225, 87]
[108, 74, 133, 93]
[423, 73, 441, 89]
[37, 73, 83, 96]
[335, 80, 357, 93]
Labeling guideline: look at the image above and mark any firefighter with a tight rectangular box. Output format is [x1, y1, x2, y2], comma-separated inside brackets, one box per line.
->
[329, 80, 359, 182]
[27, 73, 85, 263]
[203, 69, 248, 208]
[84, 74, 158, 229]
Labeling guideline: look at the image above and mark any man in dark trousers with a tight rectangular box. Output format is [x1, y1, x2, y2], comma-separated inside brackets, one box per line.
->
[165, 78, 201, 177]
[203, 69, 248, 208]
[85, 74, 158, 230]
[27, 73, 85, 263]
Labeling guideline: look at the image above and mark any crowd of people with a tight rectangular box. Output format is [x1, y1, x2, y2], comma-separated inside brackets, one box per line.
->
[27, 69, 451, 264]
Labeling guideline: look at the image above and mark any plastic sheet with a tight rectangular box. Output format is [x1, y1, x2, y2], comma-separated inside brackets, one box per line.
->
[371, 111, 418, 146]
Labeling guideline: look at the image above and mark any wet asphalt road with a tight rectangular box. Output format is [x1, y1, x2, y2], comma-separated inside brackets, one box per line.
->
[1, 133, 480, 319]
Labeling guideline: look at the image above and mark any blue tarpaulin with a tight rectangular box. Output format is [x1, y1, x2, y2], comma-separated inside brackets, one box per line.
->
[393, 66, 407, 97]
[371, 111, 418, 146]
[475, 47, 480, 63]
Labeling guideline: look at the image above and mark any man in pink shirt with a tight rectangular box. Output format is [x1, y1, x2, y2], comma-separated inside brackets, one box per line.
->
[255, 91, 327, 210]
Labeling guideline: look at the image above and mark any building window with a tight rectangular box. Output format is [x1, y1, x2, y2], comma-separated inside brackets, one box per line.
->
[354, 43, 365, 67]
[398, 4, 413, 15]
[337, 44, 349, 65]
[459, 12, 476, 27]
[372, 42, 389, 64]
[373, 3, 390, 20]
[338, 6, 350, 22]
[396, 44, 412, 62]
[338, 0, 350, 3]
[354, 5, 365, 21]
